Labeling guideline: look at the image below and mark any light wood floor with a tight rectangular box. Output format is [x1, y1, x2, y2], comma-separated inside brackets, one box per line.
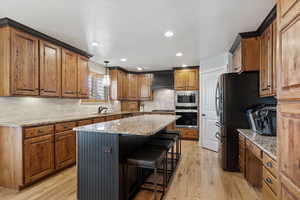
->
[0, 141, 260, 200]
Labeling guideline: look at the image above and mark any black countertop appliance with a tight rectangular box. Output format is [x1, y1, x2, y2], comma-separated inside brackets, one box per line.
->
[215, 71, 276, 171]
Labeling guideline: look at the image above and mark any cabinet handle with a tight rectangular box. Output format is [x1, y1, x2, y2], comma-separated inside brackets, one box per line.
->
[266, 161, 273, 168]
[266, 177, 273, 184]
[37, 130, 44, 134]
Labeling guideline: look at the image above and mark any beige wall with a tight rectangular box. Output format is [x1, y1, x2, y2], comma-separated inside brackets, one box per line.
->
[142, 89, 175, 111]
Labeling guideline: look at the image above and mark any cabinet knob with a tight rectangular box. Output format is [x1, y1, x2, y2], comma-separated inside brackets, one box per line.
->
[266, 177, 273, 184]
[266, 161, 273, 168]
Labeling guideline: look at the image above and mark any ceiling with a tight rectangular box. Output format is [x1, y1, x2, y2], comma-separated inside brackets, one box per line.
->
[0, 0, 275, 71]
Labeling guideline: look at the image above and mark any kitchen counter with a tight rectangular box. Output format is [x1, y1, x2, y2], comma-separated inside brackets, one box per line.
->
[0, 111, 143, 128]
[74, 114, 180, 136]
[237, 129, 277, 160]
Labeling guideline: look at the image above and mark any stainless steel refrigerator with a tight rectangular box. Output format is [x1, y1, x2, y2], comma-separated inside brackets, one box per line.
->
[215, 71, 276, 171]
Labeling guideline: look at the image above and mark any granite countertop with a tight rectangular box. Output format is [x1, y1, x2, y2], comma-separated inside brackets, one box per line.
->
[0, 111, 141, 128]
[237, 129, 277, 160]
[73, 114, 180, 136]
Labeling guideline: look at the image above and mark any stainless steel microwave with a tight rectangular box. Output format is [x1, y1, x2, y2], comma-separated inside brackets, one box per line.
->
[175, 91, 198, 107]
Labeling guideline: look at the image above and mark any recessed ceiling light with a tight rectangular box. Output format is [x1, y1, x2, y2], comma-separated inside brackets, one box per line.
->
[176, 52, 183, 57]
[182, 64, 187, 67]
[120, 58, 127, 62]
[91, 42, 99, 46]
[164, 31, 174, 38]
[137, 67, 143, 71]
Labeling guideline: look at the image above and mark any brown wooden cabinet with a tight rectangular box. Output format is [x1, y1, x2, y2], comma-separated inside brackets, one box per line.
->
[230, 37, 260, 73]
[127, 74, 139, 99]
[110, 69, 127, 100]
[39, 40, 62, 97]
[77, 56, 89, 98]
[260, 20, 277, 97]
[62, 49, 78, 98]
[239, 135, 246, 176]
[55, 130, 76, 170]
[24, 134, 55, 184]
[121, 101, 140, 112]
[138, 73, 153, 100]
[174, 68, 199, 90]
[11, 28, 39, 96]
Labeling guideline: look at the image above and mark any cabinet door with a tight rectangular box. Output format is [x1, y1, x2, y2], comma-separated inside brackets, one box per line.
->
[272, 19, 277, 96]
[55, 130, 76, 170]
[24, 135, 55, 184]
[232, 43, 242, 72]
[77, 56, 89, 98]
[11, 29, 39, 96]
[260, 25, 273, 97]
[277, 0, 300, 100]
[186, 69, 199, 90]
[278, 102, 300, 190]
[122, 71, 128, 99]
[39, 41, 61, 97]
[138, 74, 153, 100]
[127, 74, 138, 99]
[62, 49, 78, 97]
[174, 70, 187, 90]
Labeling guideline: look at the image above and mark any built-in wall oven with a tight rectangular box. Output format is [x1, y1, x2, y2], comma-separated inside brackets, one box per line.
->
[175, 107, 198, 128]
[175, 90, 199, 128]
[175, 91, 198, 107]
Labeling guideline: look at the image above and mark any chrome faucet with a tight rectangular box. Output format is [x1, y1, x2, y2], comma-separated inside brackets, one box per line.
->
[98, 106, 108, 114]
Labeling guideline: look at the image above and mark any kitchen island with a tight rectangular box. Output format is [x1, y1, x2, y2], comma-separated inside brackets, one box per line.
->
[73, 114, 180, 200]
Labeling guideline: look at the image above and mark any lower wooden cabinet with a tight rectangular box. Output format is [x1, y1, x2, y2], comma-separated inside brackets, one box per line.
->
[55, 130, 76, 170]
[239, 135, 246, 176]
[176, 128, 199, 140]
[24, 134, 55, 184]
[263, 181, 278, 200]
[121, 101, 140, 112]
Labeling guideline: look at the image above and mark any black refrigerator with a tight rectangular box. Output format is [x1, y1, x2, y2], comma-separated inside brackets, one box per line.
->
[215, 71, 275, 171]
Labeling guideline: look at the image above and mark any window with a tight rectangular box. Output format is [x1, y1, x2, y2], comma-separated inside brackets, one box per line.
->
[87, 72, 107, 101]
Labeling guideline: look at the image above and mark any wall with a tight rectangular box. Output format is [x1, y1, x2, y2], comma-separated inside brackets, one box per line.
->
[141, 89, 175, 112]
[200, 52, 231, 72]
[0, 61, 121, 124]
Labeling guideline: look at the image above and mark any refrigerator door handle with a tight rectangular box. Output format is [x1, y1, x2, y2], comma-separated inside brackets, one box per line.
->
[215, 82, 220, 117]
[215, 121, 222, 128]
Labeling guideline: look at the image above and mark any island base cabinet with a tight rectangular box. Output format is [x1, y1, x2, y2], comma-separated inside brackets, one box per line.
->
[24, 135, 55, 185]
[263, 181, 278, 200]
[55, 130, 76, 170]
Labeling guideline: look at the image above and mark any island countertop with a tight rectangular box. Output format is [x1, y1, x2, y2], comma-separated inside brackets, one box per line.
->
[73, 114, 180, 136]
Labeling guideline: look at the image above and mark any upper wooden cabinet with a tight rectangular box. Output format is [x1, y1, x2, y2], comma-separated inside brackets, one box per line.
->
[40, 40, 62, 97]
[77, 56, 89, 98]
[11, 28, 39, 96]
[110, 69, 127, 100]
[0, 18, 91, 98]
[138, 73, 153, 100]
[230, 37, 260, 73]
[62, 49, 78, 98]
[174, 68, 199, 90]
[277, 1, 300, 100]
[127, 73, 139, 100]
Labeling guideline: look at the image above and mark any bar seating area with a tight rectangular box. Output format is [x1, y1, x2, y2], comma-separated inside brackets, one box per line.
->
[125, 130, 182, 200]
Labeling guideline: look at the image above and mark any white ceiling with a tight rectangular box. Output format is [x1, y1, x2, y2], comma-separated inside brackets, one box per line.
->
[0, 0, 275, 71]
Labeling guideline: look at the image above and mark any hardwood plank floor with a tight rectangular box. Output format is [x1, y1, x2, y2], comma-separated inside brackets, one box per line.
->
[0, 141, 260, 200]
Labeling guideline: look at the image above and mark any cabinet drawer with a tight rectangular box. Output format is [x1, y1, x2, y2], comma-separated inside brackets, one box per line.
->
[262, 181, 277, 200]
[246, 140, 262, 160]
[93, 117, 106, 123]
[181, 129, 198, 140]
[55, 122, 77, 133]
[77, 119, 93, 126]
[263, 167, 278, 196]
[24, 125, 54, 139]
[263, 153, 277, 178]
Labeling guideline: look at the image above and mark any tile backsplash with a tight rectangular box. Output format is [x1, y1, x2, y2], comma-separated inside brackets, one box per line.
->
[142, 89, 175, 111]
[0, 97, 120, 123]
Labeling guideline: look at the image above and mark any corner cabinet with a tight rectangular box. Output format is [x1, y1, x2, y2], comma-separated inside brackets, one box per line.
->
[174, 68, 199, 90]
[0, 19, 91, 98]
[62, 49, 78, 98]
[10, 28, 39, 96]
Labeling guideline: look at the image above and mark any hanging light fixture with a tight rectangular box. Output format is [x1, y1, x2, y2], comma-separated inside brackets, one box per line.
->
[103, 61, 111, 87]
